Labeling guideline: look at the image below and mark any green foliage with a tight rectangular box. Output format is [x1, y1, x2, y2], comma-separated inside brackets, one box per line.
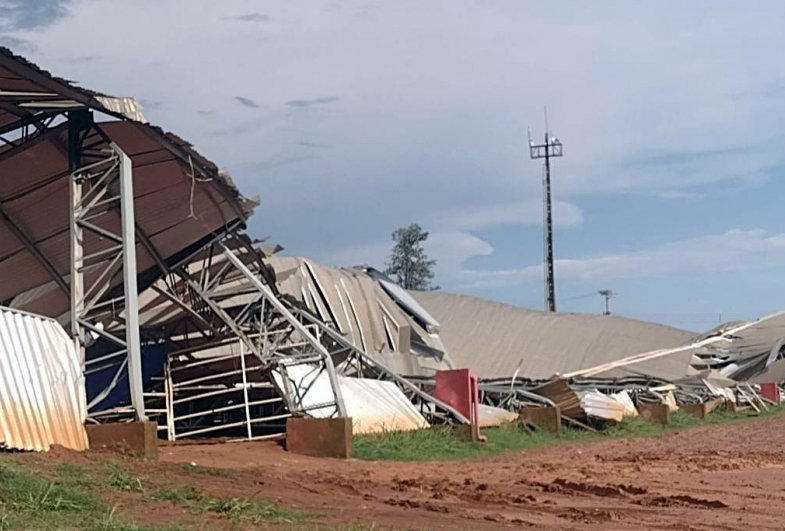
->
[108, 469, 144, 493]
[356, 402, 785, 461]
[355, 424, 592, 461]
[174, 463, 235, 478]
[385, 223, 437, 290]
[203, 497, 308, 524]
[150, 485, 310, 524]
[0, 460, 166, 530]
[148, 486, 202, 506]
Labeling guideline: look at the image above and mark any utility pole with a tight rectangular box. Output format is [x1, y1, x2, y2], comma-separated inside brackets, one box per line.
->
[529, 113, 563, 313]
[598, 289, 614, 316]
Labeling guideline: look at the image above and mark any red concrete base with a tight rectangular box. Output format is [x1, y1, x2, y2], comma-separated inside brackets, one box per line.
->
[760, 383, 781, 403]
[86, 421, 158, 460]
[286, 417, 353, 458]
[638, 403, 669, 425]
[520, 406, 562, 433]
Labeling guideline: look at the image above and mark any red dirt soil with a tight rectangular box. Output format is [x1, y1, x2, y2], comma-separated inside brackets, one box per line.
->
[157, 416, 785, 530]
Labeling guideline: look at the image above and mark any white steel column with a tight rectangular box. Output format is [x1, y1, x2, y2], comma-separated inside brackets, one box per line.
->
[115, 143, 146, 421]
[219, 242, 347, 417]
[69, 171, 85, 367]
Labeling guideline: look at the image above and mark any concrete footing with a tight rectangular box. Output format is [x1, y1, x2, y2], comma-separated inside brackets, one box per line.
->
[286, 417, 353, 458]
[638, 403, 670, 425]
[86, 421, 158, 460]
[680, 398, 724, 419]
[520, 406, 562, 433]
[679, 403, 706, 419]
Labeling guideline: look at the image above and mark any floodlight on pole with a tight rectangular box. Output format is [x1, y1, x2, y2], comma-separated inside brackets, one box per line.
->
[529, 112, 563, 313]
[598, 289, 615, 316]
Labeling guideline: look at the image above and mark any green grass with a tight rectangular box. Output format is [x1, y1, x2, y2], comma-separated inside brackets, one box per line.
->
[108, 469, 145, 493]
[147, 486, 202, 505]
[355, 402, 785, 461]
[0, 458, 312, 530]
[149, 485, 310, 525]
[174, 463, 235, 478]
[0, 460, 167, 531]
[355, 423, 594, 461]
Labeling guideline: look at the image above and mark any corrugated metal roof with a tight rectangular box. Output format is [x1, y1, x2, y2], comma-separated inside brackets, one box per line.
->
[95, 96, 148, 123]
[0, 50, 252, 320]
[0, 306, 88, 451]
[689, 312, 785, 380]
[410, 291, 694, 380]
[272, 364, 428, 434]
[268, 257, 454, 377]
[569, 310, 785, 382]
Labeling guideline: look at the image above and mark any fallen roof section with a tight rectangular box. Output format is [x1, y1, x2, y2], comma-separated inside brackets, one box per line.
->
[567, 310, 785, 383]
[411, 291, 694, 380]
[269, 256, 454, 377]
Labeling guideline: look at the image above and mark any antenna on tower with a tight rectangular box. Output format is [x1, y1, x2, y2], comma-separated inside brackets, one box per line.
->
[598, 289, 615, 316]
[529, 108, 563, 313]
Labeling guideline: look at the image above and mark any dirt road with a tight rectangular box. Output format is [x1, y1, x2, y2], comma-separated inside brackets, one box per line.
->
[158, 416, 785, 530]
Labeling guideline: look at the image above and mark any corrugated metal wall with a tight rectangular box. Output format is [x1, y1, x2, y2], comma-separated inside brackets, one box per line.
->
[0, 307, 88, 451]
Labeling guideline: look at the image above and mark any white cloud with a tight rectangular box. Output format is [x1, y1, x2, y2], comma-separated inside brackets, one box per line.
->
[11, 0, 785, 310]
[438, 200, 583, 231]
[16, 1, 785, 241]
[319, 228, 785, 296]
[453, 229, 785, 290]
[319, 229, 494, 275]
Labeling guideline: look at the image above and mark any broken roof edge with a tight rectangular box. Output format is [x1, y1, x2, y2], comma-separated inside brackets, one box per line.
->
[363, 267, 441, 332]
[0, 46, 254, 222]
[564, 308, 785, 381]
[411, 289, 693, 336]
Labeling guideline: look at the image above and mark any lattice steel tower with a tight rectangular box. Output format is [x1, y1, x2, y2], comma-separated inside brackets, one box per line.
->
[529, 121, 563, 313]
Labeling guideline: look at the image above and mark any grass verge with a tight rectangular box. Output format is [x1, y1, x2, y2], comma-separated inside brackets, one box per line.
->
[148, 485, 311, 525]
[355, 402, 785, 461]
[1, 457, 313, 530]
[0, 460, 166, 531]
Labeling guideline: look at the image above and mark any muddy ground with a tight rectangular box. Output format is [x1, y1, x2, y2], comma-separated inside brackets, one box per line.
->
[158, 415, 785, 530]
[18, 415, 785, 530]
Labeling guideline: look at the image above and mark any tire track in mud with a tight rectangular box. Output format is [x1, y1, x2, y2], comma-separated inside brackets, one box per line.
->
[159, 415, 785, 530]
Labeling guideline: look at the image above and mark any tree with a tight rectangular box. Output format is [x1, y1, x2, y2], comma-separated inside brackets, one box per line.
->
[385, 224, 438, 290]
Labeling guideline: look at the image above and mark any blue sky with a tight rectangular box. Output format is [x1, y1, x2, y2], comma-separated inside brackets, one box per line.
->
[4, 0, 785, 331]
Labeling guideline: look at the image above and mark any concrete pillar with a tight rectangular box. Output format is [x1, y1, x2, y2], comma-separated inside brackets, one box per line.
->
[86, 422, 158, 460]
[638, 403, 670, 425]
[520, 406, 562, 433]
[286, 417, 353, 458]
[679, 403, 706, 419]
[682, 398, 725, 419]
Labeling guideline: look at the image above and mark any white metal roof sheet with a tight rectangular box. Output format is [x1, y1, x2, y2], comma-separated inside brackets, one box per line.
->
[0, 306, 88, 451]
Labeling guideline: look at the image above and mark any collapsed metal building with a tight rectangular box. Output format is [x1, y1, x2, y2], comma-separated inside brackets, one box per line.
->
[0, 48, 466, 450]
[1, 47, 784, 451]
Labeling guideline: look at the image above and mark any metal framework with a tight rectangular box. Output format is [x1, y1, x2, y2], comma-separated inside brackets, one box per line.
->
[1, 49, 467, 444]
[133, 232, 469, 440]
[529, 129, 563, 313]
[67, 111, 146, 420]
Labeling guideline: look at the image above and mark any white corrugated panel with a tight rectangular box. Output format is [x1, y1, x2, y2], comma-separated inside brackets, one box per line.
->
[478, 404, 519, 427]
[578, 390, 629, 422]
[272, 365, 429, 434]
[0, 307, 88, 452]
[95, 96, 148, 123]
[340, 378, 429, 434]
